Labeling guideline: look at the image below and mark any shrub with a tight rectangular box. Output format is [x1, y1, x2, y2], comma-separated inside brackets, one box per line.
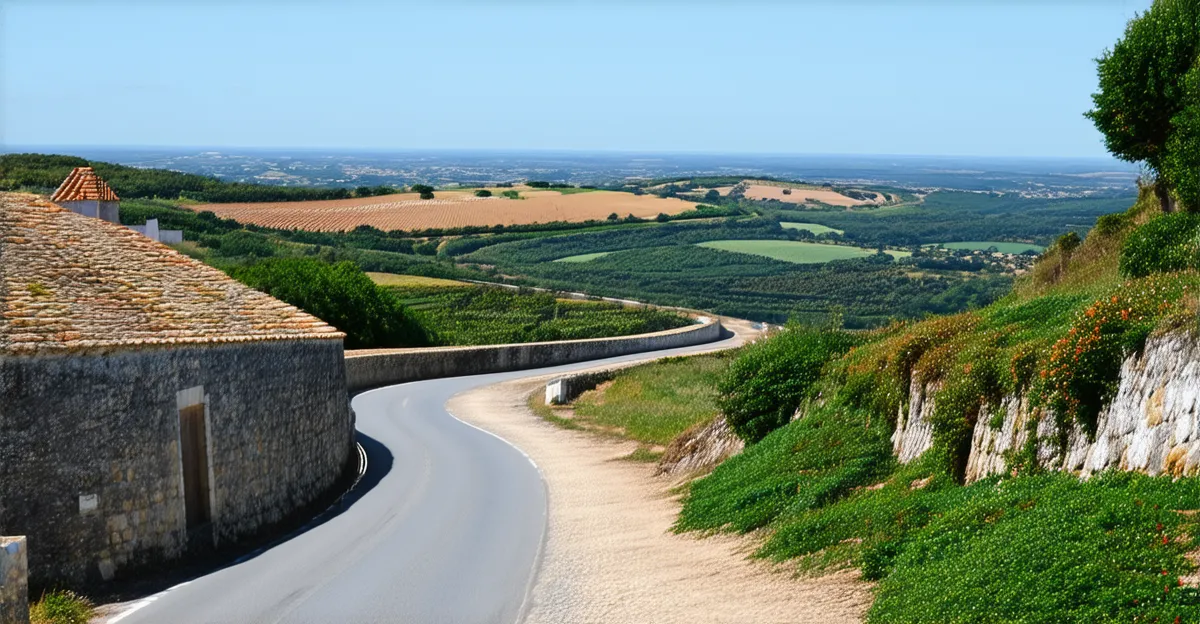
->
[718, 325, 858, 443]
[1119, 212, 1200, 277]
[1093, 211, 1131, 237]
[474, 189, 492, 198]
[211, 230, 275, 258]
[228, 258, 428, 349]
[30, 590, 93, 624]
[1057, 231, 1082, 255]
[500, 190, 520, 200]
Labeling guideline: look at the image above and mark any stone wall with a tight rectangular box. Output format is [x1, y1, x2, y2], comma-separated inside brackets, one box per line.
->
[345, 316, 722, 393]
[0, 339, 353, 588]
[888, 332, 1200, 483]
[0, 537, 27, 624]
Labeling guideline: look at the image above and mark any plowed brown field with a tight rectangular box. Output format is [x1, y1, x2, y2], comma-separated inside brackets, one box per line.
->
[193, 189, 698, 232]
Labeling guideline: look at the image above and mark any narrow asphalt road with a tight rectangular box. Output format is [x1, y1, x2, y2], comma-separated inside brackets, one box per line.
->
[115, 331, 742, 624]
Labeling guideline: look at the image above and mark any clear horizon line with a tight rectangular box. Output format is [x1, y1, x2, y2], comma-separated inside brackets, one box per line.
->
[2, 143, 1133, 163]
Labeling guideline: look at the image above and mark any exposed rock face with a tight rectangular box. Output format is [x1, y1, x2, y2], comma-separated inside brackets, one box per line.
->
[891, 380, 938, 463]
[657, 416, 744, 477]
[892, 332, 1200, 482]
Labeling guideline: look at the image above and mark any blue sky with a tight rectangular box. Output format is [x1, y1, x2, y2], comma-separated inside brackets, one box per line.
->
[2, 0, 1153, 157]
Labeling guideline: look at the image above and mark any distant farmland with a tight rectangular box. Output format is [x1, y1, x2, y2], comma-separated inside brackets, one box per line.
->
[698, 240, 910, 264]
[780, 222, 844, 235]
[192, 189, 697, 232]
[712, 181, 885, 207]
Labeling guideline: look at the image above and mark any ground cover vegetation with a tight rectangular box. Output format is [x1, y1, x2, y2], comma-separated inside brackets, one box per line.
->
[382, 282, 690, 346]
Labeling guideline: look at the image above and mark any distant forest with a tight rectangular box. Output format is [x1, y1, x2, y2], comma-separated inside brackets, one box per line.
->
[0, 153, 395, 203]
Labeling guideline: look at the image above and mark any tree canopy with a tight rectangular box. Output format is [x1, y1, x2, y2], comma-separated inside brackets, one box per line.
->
[1086, 0, 1200, 210]
[228, 258, 428, 349]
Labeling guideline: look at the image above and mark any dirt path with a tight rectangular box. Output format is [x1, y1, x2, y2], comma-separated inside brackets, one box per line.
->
[446, 353, 872, 623]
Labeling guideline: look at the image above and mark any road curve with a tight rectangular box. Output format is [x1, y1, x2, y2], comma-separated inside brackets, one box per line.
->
[115, 330, 743, 624]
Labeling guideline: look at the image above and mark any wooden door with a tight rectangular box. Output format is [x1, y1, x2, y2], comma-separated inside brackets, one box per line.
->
[179, 404, 211, 528]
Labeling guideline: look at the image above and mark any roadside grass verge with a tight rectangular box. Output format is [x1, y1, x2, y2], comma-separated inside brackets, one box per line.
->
[571, 354, 732, 446]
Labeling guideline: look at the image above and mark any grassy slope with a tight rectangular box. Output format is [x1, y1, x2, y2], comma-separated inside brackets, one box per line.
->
[678, 189, 1200, 623]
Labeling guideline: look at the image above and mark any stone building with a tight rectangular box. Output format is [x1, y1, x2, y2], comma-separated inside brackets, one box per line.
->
[0, 192, 355, 587]
[51, 166, 182, 243]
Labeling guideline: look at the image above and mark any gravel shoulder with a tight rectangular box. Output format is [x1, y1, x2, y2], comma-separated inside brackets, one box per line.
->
[445, 331, 872, 624]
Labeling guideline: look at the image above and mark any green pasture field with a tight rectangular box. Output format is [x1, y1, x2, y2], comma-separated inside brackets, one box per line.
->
[780, 222, 845, 235]
[698, 240, 909, 264]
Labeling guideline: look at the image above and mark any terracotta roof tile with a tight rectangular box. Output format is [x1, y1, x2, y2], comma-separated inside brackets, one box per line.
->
[0, 192, 343, 355]
[50, 167, 120, 202]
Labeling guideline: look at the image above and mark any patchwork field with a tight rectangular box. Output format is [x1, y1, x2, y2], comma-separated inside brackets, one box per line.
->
[939, 241, 1045, 254]
[699, 240, 910, 264]
[366, 272, 467, 287]
[780, 222, 845, 235]
[743, 184, 871, 207]
[711, 181, 882, 207]
[193, 189, 697, 232]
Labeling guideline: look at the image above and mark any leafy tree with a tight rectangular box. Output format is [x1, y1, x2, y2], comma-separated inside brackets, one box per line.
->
[655, 212, 670, 222]
[607, 212, 620, 221]
[527, 181, 551, 188]
[411, 184, 435, 199]
[228, 258, 427, 349]
[475, 189, 492, 197]
[1086, 0, 1200, 211]
[355, 186, 374, 197]
[704, 189, 721, 202]
[1165, 60, 1200, 209]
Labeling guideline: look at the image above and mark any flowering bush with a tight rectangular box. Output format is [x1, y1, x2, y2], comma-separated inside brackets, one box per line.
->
[1038, 273, 1199, 434]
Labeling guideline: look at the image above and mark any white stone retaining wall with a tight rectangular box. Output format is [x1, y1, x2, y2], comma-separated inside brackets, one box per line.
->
[888, 332, 1200, 482]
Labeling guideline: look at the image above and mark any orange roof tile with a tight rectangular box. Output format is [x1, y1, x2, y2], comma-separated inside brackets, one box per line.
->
[0, 192, 343, 355]
[50, 167, 120, 202]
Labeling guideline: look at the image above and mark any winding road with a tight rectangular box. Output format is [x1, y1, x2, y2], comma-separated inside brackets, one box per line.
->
[114, 330, 741, 624]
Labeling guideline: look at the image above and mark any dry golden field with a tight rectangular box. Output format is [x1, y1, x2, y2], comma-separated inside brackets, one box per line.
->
[710, 181, 884, 207]
[193, 189, 698, 232]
